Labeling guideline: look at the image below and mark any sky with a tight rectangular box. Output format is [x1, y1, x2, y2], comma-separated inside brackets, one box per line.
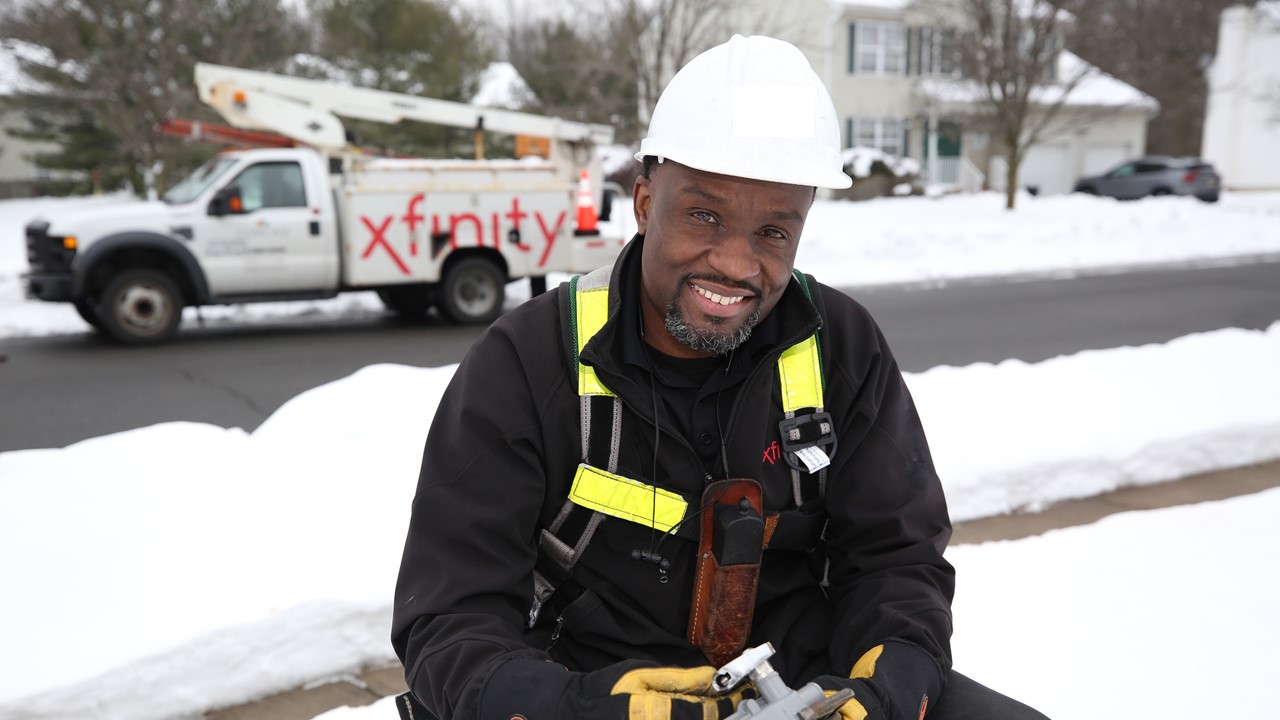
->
[1, 191, 1279, 720]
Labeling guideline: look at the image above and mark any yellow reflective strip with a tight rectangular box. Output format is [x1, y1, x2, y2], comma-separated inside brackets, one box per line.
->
[569, 464, 686, 532]
[777, 334, 822, 412]
[576, 287, 615, 397]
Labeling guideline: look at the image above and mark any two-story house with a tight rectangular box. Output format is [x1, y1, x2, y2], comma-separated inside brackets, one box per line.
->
[1203, 2, 1280, 191]
[651, 0, 1158, 196]
[0, 41, 65, 198]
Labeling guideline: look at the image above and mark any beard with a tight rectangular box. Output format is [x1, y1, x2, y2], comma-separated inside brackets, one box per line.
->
[664, 297, 760, 356]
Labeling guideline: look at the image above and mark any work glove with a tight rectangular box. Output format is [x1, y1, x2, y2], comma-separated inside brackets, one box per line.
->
[478, 657, 754, 720]
[814, 642, 940, 720]
[812, 676, 880, 720]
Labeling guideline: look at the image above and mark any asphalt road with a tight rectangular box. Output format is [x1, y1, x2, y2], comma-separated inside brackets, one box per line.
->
[2, 259, 1279, 453]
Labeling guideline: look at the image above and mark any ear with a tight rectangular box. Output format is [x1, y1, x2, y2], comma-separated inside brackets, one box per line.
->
[633, 175, 652, 235]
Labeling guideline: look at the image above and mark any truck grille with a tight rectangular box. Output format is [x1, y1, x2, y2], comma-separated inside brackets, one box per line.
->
[25, 220, 75, 272]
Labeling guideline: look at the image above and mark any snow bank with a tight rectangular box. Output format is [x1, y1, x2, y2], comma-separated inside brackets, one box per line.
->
[3, 323, 1280, 718]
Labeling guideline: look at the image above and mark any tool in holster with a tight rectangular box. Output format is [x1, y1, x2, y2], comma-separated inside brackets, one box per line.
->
[687, 478, 765, 667]
[713, 643, 855, 720]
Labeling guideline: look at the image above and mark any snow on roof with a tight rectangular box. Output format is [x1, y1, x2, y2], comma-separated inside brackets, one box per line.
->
[0, 40, 56, 96]
[919, 50, 1157, 113]
[471, 61, 537, 110]
[1054, 50, 1158, 111]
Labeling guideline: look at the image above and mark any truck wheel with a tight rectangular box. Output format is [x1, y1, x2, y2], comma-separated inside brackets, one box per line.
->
[377, 286, 434, 322]
[439, 257, 505, 324]
[73, 298, 102, 330]
[98, 269, 183, 344]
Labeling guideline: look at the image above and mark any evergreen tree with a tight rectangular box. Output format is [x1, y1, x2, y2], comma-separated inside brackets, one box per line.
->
[315, 0, 494, 158]
[0, 0, 310, 195]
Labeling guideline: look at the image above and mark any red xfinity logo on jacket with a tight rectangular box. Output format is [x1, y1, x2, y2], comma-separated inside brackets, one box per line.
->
[762, 440, 781, 465]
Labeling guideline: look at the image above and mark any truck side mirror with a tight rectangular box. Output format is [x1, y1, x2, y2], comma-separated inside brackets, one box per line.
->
[209, 186, 244, 216]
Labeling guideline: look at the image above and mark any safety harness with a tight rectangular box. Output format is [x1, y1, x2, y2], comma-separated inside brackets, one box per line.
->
[529, 266, 835, 628]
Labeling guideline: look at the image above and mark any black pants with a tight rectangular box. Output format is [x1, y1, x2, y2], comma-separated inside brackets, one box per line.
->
[930, 671, 1050, 720]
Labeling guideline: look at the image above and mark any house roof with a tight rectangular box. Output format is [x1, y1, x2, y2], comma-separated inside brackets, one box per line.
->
[918, 51, 1158, 115]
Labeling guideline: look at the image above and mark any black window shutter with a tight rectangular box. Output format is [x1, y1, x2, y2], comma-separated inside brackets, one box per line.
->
[907, 27, 917, 76]
[848, 22, 857, 74]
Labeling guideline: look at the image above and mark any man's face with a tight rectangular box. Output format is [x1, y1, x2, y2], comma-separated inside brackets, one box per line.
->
[633, 160, 813, 358]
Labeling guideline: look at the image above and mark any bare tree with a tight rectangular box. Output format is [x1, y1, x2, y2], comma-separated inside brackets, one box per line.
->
[504, 9, 643, 144]
[1061, 0, 1237, 157]
[948, 0, 1092, 209]
[603, 0, 736, 126]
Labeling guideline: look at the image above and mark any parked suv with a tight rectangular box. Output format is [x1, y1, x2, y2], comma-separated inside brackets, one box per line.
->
[1073, 157, 1221, 202]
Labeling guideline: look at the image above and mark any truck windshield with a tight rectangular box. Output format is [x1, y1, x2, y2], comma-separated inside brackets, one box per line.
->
[163, 156, 238, 205]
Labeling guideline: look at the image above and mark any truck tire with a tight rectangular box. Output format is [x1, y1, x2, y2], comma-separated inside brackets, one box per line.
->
[377, 286, 434, 322]
[74, 298, 102, 329]
[98, 268, 183, 344]
[438, 257, 505, 324]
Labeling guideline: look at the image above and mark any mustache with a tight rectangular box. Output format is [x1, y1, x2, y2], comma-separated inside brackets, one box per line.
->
[682, 273, 762, 298]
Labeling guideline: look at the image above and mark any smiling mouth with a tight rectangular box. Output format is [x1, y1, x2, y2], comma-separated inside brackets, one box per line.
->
[692, 283, 746, 306]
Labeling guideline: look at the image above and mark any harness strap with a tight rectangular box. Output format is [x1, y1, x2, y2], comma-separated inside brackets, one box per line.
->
[531, 270, 617, 627]
[531, 267, 833, 628]
[782, 270, 832, 507]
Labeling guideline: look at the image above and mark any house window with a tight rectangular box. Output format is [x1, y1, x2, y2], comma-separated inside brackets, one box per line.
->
[850, 21, 907, 76]
[920, 28, 960, 77]
[848, 117, 906, 157]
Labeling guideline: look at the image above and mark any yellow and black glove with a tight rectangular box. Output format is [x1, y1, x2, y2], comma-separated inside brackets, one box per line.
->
[814, 642, 942, 720]
[477, 657, 754, 720]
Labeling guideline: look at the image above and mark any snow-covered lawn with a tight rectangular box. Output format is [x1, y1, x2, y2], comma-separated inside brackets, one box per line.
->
[2, 191, 1279, 720]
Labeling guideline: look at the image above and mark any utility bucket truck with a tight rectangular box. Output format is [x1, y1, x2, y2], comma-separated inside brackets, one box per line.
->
[22, 63, 625, 343]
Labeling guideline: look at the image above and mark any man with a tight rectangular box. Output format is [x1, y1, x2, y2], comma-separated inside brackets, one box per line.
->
[393, 35, 1048, 720]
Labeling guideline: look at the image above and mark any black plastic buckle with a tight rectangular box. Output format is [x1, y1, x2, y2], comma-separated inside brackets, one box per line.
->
[778, 410, 838, 473]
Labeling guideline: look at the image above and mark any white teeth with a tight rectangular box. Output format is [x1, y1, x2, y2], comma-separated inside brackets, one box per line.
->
[694, 284, 743, 306]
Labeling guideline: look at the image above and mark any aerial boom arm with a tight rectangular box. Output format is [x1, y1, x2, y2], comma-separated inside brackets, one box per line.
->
[194, 62, 615, 152]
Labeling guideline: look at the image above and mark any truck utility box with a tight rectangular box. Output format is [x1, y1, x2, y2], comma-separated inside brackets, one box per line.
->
[341, 157, 619, 288]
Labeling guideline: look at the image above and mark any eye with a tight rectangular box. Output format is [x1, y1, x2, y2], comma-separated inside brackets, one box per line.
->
[690, 210, 718, 224]
[759, 227, 791, 245]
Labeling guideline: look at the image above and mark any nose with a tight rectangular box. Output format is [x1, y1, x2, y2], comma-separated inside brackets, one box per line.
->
[706, 230, 760, 285]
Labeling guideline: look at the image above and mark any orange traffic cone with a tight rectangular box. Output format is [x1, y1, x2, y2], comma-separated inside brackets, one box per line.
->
[575, 169, 599, 235]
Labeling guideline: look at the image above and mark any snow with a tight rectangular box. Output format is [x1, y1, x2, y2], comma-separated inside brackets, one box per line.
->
[841, 145, 921, 179]
[920, 51, 1158, 112]
[472, 61, 537, 110]
[0, 39, 60, 96]
[2, 190, 1280, 720]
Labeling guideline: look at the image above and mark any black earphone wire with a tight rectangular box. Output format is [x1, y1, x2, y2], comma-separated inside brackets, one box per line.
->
[639, 318, 666, 580]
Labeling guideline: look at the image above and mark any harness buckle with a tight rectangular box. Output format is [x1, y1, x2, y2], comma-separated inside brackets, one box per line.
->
[778, 411, 837, 473]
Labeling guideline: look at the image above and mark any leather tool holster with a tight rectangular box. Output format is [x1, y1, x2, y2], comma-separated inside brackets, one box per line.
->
[687, 478, 765, 667]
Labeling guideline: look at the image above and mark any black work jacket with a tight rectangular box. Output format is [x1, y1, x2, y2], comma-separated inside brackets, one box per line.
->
[392, 236, 955, 719]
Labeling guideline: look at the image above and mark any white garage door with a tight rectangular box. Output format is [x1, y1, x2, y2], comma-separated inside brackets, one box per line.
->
[1083, 143, 1133, 177]
[1020, 143, 1072, 195]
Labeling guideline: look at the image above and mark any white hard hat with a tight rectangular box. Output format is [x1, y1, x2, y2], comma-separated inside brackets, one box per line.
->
[636, 35, 852, 190]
